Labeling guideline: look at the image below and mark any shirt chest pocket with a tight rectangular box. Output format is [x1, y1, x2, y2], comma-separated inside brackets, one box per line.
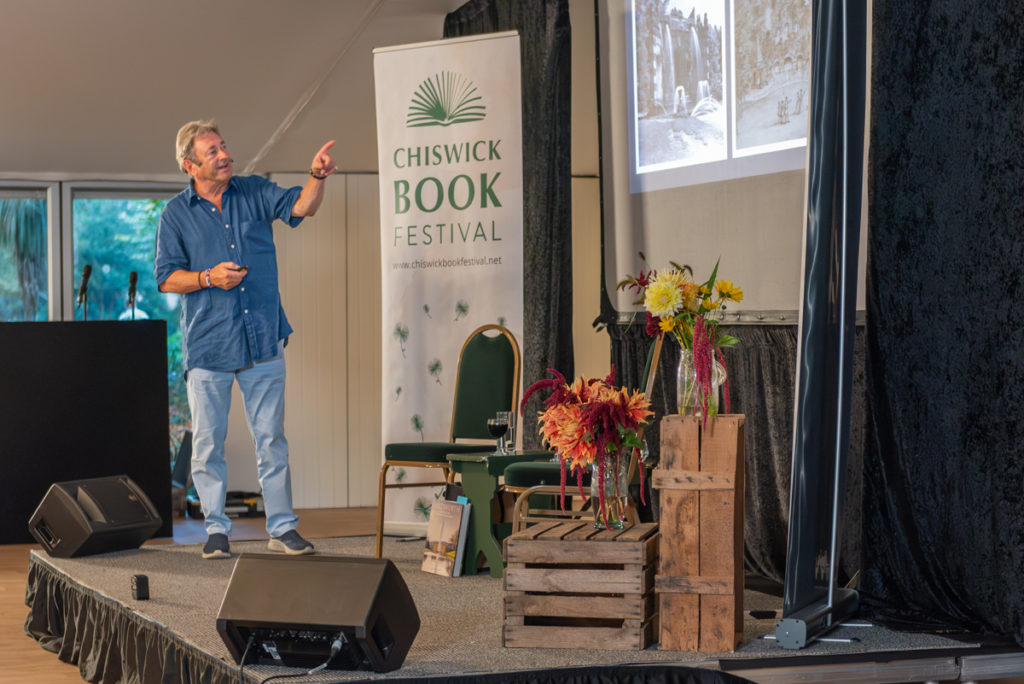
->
[238, 220, 275, 257]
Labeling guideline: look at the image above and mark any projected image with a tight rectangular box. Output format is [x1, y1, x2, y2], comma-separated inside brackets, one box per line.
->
[732, 0, 810, 154]
[632, 0, 727, 172]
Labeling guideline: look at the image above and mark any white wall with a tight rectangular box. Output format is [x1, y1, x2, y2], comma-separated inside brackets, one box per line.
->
[224, 174, 384, 508]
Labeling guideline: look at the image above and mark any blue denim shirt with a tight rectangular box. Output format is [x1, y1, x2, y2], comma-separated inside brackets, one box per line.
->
[154, 175, 303, 373]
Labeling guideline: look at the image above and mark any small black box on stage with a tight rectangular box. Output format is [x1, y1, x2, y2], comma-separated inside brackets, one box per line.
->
[216, 553, 420, 672]
[28, 475, 162, 558]
[131, 574, 150, 600]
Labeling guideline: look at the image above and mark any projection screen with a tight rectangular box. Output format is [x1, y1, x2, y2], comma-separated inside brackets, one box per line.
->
[598, 0, 814, 318]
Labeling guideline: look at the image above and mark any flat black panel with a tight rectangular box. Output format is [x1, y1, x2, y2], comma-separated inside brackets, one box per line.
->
[28, 475, 162, 557]
[216, 554, 420, 673]
[0, 321, 171, 543]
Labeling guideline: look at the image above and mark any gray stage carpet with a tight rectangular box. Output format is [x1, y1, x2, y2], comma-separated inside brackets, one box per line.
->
[24, 534, 977, 682]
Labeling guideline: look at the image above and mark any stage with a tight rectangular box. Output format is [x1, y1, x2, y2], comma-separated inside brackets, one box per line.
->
[23, 534, 1024, 683]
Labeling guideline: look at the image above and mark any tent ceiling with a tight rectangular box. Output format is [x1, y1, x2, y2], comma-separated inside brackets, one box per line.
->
[0, 0, 466, 180]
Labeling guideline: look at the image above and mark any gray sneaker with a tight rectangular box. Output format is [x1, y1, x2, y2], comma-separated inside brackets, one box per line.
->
[268, 529, 315, 555]
[202, 533, 231, 559]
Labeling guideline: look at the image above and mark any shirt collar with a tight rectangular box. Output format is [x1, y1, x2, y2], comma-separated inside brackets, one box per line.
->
[186, 176, 238, 205]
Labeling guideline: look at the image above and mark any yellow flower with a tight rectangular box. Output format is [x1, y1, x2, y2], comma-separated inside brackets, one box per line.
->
[679, 281, 699, 312]
[658, 317, 676, 333]
[644, 271, 686, 318]
[715, 279, 744, 302]
[701, 298, 720, 310]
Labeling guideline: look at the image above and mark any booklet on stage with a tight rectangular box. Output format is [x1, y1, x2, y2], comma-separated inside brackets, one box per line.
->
[421, 497, 471, 577]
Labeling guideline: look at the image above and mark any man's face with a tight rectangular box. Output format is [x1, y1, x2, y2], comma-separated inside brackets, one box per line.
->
[185, 132, 233, 184]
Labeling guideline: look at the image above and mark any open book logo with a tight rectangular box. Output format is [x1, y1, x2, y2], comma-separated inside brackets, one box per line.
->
[407, 72, 486, 127]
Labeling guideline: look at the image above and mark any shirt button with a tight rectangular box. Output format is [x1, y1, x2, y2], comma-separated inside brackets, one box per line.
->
[225, 224, 230, 229]
[231, 244, 236, 248]
[240, 287, 245, 292]
[244, 309, 249, 314]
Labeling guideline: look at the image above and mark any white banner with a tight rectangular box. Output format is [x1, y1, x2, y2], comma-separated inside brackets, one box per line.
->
[374, 32, 524, 529]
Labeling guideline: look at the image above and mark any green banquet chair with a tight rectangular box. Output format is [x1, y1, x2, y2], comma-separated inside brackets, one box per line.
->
[375, 323, 521, 558]
[504, 333, 663, 532]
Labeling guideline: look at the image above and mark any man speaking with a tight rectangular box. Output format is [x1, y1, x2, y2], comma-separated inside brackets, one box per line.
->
[154, 119, 336, 559]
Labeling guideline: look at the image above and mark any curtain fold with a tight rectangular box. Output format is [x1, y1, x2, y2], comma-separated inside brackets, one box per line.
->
[861, 0, 1024, 644]
[444, 0, 574, 449]
[24, 557, 239, 684]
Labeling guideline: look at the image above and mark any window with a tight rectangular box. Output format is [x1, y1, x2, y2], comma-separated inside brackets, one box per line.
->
[0, 188, 52, 321]
[66, 185, 188, 445]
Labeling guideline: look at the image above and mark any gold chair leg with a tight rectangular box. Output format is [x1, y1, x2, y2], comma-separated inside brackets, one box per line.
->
[375, 462, 390, 558]
[510, 488, 528, 534]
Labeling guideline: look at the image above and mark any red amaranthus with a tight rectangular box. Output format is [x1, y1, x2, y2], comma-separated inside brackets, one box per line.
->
[520, 367, 653, 525]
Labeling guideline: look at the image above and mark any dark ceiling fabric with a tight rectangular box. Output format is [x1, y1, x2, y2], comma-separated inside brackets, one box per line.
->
[862, 1, 1024, 643]
[444, 0, 574, 450]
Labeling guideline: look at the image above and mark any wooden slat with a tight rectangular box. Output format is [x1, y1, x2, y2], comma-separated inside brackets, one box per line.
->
[511, 520, 562, 540]
[503, 538, 648, 564]
[698, 415, 744, 652]
[504, 593, 649, 620]
[502, 621, 653, 650]
[660, 593, 699, 651]
[651, 469, 734, 490]
[655, 574, 733, 594]
[536, 521, 589, 540]
[659, 486, 699, 647]
[504, 567, 646, 594]
[614, 522, 658, 542]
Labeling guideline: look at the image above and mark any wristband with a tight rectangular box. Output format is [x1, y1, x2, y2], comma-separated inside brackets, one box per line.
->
[203, 268, 212, 288]
[309, 168, 329, 180]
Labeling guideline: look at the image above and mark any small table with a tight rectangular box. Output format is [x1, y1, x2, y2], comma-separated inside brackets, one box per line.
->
[445, 450, 550, 578]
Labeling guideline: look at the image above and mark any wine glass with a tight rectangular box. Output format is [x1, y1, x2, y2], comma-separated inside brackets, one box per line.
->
[486, 417, 508, 455]
[496, 411, 515, 453]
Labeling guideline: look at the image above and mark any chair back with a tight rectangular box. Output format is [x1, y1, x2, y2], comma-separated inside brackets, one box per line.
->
[450, 324, 521, 441]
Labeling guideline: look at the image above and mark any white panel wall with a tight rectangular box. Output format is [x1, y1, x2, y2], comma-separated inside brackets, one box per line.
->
[224, 173, 380, 510]
[571, 177, 611, 380]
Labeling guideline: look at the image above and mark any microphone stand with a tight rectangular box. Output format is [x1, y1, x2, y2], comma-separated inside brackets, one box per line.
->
[127, 272, 138, 321]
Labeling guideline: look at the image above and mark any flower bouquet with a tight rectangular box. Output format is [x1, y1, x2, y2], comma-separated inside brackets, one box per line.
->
[618, 253, 743, 422]
[521, 367, 653, 529]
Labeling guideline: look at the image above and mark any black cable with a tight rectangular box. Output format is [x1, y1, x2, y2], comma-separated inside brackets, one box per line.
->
[259, 633, 346, 684]
[238, 632, 256, 684]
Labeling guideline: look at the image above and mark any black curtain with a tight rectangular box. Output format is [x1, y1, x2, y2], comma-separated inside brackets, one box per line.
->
[861, 1, 1024, 644]
[444, 0, 574, 449]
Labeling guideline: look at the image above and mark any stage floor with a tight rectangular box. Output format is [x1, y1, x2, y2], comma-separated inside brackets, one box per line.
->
[23, 532, 1024, 683]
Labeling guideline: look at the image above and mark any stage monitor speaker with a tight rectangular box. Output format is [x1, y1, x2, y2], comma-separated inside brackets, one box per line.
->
[216, 553, 420, 673]
[28, 475, 163, 558]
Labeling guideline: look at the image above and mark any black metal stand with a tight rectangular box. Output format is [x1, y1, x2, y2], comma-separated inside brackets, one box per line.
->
[773, 0, 867, 650]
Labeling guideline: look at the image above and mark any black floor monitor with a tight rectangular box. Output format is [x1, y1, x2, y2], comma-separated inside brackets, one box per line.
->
[216, 554, 420, 673]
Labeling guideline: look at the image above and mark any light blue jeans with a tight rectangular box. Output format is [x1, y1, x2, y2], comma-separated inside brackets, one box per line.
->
[186, 351, 298, 537]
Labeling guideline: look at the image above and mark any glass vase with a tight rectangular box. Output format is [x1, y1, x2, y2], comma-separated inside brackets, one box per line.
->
[591, 453, 630, 529]
[676, 348, 727, 416]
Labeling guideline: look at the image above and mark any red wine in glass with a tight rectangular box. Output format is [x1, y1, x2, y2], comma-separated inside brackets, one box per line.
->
[487, 418, 508, 454]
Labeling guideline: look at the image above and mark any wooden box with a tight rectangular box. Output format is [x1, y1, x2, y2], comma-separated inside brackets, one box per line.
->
[502, 521, 659, 650]
[653, 414, 745, 653]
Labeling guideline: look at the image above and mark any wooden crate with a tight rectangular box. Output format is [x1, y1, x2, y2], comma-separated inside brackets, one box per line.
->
[653, 414, 745, 653]
[502, 521, 659, 650]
